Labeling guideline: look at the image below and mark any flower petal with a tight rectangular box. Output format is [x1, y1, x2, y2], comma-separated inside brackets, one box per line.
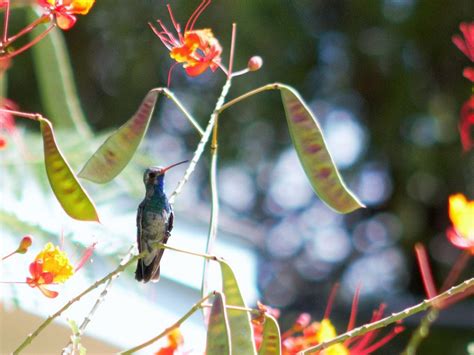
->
[38, 285, 59, 298]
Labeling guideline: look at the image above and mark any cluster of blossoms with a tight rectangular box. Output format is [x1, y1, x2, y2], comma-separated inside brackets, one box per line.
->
[252, 296, 403, 355]
[452, 22, 474, 151]
[149, 0, 223, 85]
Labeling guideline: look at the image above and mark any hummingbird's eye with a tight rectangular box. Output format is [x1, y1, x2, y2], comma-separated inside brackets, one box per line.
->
[148, 172, 156, 179]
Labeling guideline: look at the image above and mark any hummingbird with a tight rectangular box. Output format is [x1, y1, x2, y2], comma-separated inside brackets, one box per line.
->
[135, 160, 188, 283]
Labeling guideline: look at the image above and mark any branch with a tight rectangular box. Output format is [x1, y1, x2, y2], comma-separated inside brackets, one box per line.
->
[168, 77, 232, 204]
[13, 251, 144, 354]
[120, 292, 215, 354]
[300, 277, 474, 354]
[61, 246, 136, 354]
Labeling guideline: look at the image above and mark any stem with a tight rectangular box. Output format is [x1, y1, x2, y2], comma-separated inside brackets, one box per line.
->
[403, 250, 471, 355]
[168, 77, 232, 205]
[201, 145, 219, 299]
[154, 242, 223, 262]
[217, 82, 282, 114]
[1, 23, 54, 60]
[401, 309, 439, 355]
[61, 246, 136, 354]
[152, 87, 204, 135]
[5, 14, 50, 46]
[13, 252, 144, 354]
[2, 0, 10, 44]
[0, 107, 43, 121]
[300, 277, 474, 354]
[120, 292, 215, 354]
[1, 249, 17, 261]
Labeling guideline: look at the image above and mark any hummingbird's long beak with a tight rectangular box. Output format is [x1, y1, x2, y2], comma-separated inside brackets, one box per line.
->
[162, 160, 189, 173]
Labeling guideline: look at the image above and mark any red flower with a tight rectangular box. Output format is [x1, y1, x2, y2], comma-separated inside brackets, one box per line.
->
[154, 328, 184, 355]
[452, 22, 474, 82]
[254, 289, 403, 355]
[149, 0, 223, 83]
[37, 0, 96, 30]
[459, 95, 474, 152]
[0, 98, 17, 149]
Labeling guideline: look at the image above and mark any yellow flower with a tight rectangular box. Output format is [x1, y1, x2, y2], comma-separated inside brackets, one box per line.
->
[34, 242, 74, 283]
[448, 194, 474, 254]
[317, 319, 349, 355]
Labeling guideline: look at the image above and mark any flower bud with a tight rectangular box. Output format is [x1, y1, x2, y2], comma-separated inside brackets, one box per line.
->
[248, 56, 263, 71]
[17, 235, 33, 254]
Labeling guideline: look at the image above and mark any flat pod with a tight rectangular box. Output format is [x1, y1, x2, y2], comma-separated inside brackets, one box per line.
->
[220, 260, 257, 354]
[206, 292, 231, 355]
[39, 118, 99, 222]
[280, 85, 364, 214]
[258, 315, 281, 355]
[79, 90, 159, 183]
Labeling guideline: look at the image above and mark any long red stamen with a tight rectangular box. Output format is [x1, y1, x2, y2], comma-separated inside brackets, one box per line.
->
[166, 4, 182, 42]
[349, 305, 386, 350]
[185, 0, 211, 33]
[2, 0, 10, 43]
[359, 326, 404, 354]
[441, 250, 470, 292]
[346, 285, 361, 332]
[149, 22, 173, 50]
[324, 283, 340, 319]
[415, 243, 437, 299]
[167, 62, 179, 88]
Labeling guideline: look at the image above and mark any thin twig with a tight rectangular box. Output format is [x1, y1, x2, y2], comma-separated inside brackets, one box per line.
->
[401, 309, 439, 355]
[168, 78, 232, 204]
[1, 0, 10, 44]
[13, 252, 144, 354]
[299, 277, 474, 354]
[403, 250, 471, 354]
[120, 292, 215, 354]
[154, 242, 223, 262]
[151, 87, 204, 135]
[61, 246, 136, 354]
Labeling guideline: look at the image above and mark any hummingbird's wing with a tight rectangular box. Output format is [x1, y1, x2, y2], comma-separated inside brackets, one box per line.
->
[135, 201, 147, 282]
[148, 209, 174, 282]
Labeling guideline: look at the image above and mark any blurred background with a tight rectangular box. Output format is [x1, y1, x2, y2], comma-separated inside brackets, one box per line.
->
[1, 0, 473, 353]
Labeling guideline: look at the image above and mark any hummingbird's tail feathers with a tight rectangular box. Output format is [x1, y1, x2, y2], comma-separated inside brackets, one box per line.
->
[135, 251, 164, 283]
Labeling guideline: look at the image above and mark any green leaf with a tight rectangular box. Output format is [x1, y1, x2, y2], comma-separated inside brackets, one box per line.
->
[206, 292, 231, 355]
[39, 117, 99, 222]
[78, 90, 159, 183]
[28, 7, 92, 138]
[280, 85, 364, 213]
[220, 260, 257, 354]
[258, 315, 281, 355]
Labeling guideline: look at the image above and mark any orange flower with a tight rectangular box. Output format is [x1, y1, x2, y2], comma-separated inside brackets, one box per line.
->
[26, 242, 95, 298]
[447, 194, 474, 254]
[38, 0, 95, 30]
[150, 0, 222, 83]
[26, 242, 74, 298]
[154, 328, 184, 355]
